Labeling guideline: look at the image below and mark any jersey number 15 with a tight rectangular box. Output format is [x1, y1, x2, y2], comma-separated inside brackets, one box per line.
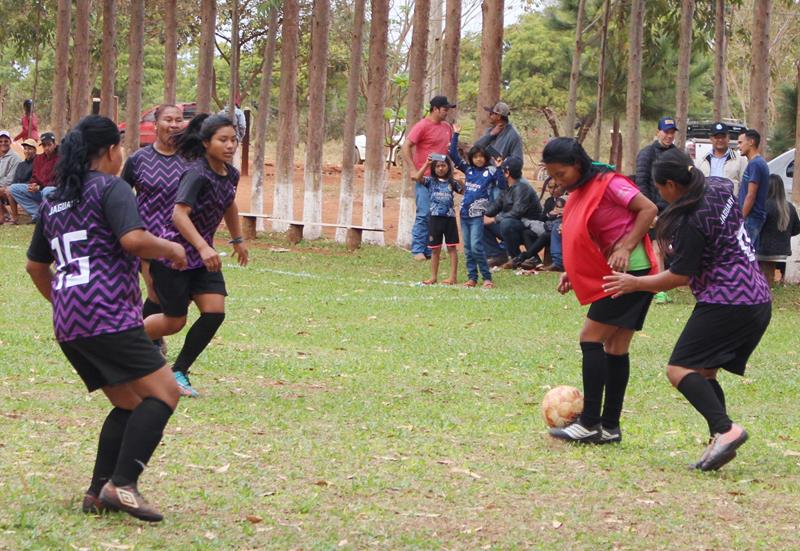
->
[50, 230, 91, 289]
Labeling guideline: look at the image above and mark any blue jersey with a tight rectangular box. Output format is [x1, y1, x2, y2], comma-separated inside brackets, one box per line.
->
[422, 176, 461, 217]
[738, 155, 769, 222]
[449, 133, 506, 218]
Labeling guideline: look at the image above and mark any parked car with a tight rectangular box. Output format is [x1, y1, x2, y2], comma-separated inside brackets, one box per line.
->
[684, 119, 747, 163]
[354, 120, 405, 166]
[118, 102, 197, 148]
[768, 148, 794, 196]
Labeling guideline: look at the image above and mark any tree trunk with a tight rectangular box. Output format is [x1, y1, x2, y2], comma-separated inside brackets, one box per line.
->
[52, 0, 70, 138]
[623, 0, 644, 175]
[610, 114, 622, 169]
[440, 0, 461, 110]
[302, 0, 331, 240]
[362, 0, 390, 244]
[273, 0, 300, 231]
[197, 0, 217, 113]
[69, 0, 92, 126]
[563, 0, 586, 137]
[164, 0, 178, 104]
[335, 0, 366, 243]
[396, 0, 430, 249]
[787, 62, 800, 284]
[475, 0, 504, 131]
[124, 0, 145, 152]
[712, 0, 729, 120]
[100, 0, 116, 119]
[228, 0, 240, 119]
[675, 0, 694, 151]
[592, 0, 611, 159]
[425, 0, 443, 99]
[748, 0, 771, 141]
[250, 7, 279, 232]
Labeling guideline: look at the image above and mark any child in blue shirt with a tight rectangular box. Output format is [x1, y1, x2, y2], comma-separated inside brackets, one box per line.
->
[450, 124, 505, 288]
[412, 155, 463, 285]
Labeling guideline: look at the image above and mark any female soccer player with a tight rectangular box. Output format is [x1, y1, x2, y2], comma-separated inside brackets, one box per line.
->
[122, 105, 187, 351]
[542, 138, 658, 444]
[603, 149, 771, 471]
[144, 114, 248, 397]
[26, 115, 187, 521]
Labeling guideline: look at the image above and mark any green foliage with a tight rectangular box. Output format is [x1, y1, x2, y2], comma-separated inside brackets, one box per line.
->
[771, 84, 797, 154]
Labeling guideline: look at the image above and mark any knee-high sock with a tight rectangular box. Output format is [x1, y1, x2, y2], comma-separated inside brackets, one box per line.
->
[111, 397, 173, 487]
[172, 313, 225, 374]
[676, 372, 732, 436]
[89, 407, 131, 495]
[601, 353, 630, 429]
[579, 342, 606, 427]
[706, 378, 726, 435]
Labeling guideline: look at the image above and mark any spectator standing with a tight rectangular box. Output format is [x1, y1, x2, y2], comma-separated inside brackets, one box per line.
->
[10, 132, 59, 221]
[473, 102, 524, 166]
[0, 131, 21, 222]
[737, 129, 770, 250]
[757, 174, 800, 285]
[13, 99, 39, 142]
[401, 96, 455, 261]
[449, 123, 504, 288]
[2, 138, 36, 224]
[483, 157, 542, 267]
[697, 122, 747, 195]
[217, 99, 246, 169]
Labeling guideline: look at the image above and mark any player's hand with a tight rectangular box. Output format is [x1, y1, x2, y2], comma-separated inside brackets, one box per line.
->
[452, 123, 462, 134]
[199, 244, 221, 272]
[602, 271, 638, 298]
[232, 242, 249, 267]
[607, 243, 631, 272]
[557, 272, 572, 294]
[166, 242, 187, 270]
[490, 122, 505, 136]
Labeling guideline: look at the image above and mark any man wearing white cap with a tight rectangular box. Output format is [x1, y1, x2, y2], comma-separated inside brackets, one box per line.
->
[0, 130, 20, 223]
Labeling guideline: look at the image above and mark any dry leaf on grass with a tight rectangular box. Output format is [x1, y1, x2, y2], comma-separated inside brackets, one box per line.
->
[215, 463, 230, 474]
[450, 467, 482, 479]
[551, 520, 562, 529]
[246, 515, 263, 523]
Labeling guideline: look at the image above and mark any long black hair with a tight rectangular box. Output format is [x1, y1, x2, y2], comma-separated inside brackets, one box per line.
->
[52, 115, 120, 203]
[466, 144, 489, 167]
[173, 113, 235, 160]
[652, 148, 706, 253]
[541, 137, 609, 189]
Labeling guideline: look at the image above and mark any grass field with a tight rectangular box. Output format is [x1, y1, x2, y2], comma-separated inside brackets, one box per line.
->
[2, 225, 800, 550]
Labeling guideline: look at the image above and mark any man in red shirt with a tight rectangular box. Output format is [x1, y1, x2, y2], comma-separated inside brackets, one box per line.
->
[10, 132, 59, 221]
[401, 96, 455, 260]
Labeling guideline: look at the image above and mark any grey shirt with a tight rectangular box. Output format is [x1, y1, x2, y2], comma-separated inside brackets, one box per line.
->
[473, 123, 525, 166]
[0, 150, 20, 187]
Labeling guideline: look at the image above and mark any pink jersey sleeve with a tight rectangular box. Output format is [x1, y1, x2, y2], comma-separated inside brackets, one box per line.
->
[604, 176, 640, 208]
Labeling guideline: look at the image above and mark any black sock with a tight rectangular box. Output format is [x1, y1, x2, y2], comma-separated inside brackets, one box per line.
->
[579, 341, 606, 427]
[601, 353, 630, 429]
[172, 313, 225, 374]
[88, 407, 131, 495]
[706, 378, 726, 436]
[142, 298, 162, 319]
[111, 397, 174, 487]
[676, 372, 732, 435]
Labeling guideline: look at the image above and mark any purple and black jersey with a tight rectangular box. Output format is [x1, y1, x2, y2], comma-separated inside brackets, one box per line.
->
[121, 145, 186, 235]
[668, 176, 771, 305]
[160, 158, 238, 269]
[27, 172, 145, 342]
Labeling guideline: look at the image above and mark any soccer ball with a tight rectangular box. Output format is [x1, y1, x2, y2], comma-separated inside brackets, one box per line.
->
[541, 385, 584, 428]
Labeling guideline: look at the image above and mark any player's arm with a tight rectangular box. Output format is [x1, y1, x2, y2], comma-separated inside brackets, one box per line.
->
[401, 137, 415, 168]
[120, 230, 186, 270]
[602, 270, 689, 298]
[607, 193, 658, 272]
[222, 201, 248, 267]
[741, 181, 758, 217]
[26, 260, 53, 302]
[25, 217, 54, 301]
[172, 172, 222, 272]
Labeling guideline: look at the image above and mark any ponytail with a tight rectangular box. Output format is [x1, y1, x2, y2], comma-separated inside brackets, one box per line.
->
[173, 113, 235, 160]
[52, 115, 120, 203]
[652, 148, 705, 252]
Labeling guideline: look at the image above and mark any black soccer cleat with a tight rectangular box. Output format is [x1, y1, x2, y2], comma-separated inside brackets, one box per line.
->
[599, 426, 622, 444]
[99, 482, 164, 522]
[549, 420, 602, 444]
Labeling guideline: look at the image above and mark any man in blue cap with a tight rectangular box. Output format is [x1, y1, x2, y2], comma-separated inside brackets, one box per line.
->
[697, 122, 747, 195]
[635, 116, 678, 304]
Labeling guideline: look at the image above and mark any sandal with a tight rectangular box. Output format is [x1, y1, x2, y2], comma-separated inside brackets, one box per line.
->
[441, 279, 456, 285]
[421, 278, 437, 285]
[463, 280, 477, 288]
[482, 280, 494, 289]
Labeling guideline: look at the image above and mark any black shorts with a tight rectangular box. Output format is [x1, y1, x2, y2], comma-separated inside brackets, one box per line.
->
[669, 302, 771, 375]
[60, 327, 165, 392]
[428, 216, 459, 248]
[149, 260, 227, 317]
[587, 269, 653, 331]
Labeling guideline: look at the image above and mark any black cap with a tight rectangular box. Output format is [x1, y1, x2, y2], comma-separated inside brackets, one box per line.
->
[430, 95, 456, 109]
[710, 122, 728, 136]
[40, 132, 56, 143]
[502, 156, 523, 178]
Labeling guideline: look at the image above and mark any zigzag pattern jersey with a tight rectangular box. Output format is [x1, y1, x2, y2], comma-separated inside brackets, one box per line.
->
[33, 174, 145, 342]
[160, 158, 238, 269]
[122, 145, 187, 235]
[683, 177, 771, 305]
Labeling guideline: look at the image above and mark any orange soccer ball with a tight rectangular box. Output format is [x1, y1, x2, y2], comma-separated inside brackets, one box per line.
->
[541, 385, 584, 428]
